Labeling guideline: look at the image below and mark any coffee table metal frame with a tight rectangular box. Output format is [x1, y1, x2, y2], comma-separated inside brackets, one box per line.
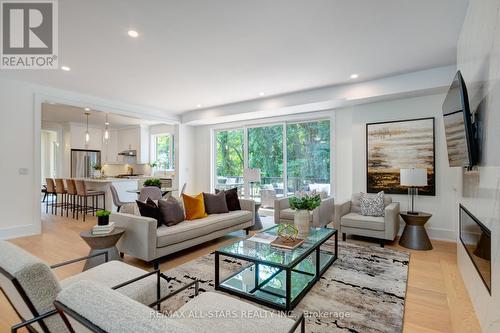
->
[215, 226, 338, 311]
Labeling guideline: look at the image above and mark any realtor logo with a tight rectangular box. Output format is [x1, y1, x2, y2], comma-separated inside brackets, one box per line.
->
[1, 0, 58, 69]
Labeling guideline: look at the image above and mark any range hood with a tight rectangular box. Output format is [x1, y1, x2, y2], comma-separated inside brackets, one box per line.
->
[118, 149, 137, 157]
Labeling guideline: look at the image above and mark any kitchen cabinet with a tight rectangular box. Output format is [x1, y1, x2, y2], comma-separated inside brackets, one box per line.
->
[105, 126, 150, 164]
[102, 129, 119, 164]
[70, 124, 102, 151]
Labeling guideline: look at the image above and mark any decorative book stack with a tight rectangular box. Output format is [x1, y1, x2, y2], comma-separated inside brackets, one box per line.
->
[92, 222, 115, 235]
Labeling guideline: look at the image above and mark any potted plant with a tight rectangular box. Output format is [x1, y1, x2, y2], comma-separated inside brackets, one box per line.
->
[289, 192, 321, 238]
[143, 178, 161, 188]
[96, 210, 111, 226]
[92, 163, 102, 178]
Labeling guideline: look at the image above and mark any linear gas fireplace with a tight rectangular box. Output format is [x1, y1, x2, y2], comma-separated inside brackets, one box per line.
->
[459, 204, 491, 294]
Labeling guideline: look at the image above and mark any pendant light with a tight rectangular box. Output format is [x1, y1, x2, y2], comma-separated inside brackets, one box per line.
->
[104, 113, 110, 141]
[84, 112, 90, 144]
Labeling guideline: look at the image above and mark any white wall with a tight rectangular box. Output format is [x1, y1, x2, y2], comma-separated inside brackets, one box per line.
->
[456, 1, 500, 331]
[335, 93, 460, 240]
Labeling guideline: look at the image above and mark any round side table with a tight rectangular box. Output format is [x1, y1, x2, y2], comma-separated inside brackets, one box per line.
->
[399, 212, 433, 250]
[80, 228, 125, 270]
[249, 202, 263, 230]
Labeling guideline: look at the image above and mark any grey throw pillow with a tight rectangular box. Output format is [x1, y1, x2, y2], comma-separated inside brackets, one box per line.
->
[158, 196, 185, 226]
[360, 191, 385, 217]
[203, 192, 229, 214]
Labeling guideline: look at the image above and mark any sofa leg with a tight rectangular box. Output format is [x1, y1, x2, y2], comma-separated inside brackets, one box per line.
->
[245, 228, 250, 236]
[342, 233, 346, 242]
[119, 252, 124, 259]
[380, 240, 385, 248]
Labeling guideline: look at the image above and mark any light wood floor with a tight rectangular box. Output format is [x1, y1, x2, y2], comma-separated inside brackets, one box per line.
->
[1, 213, 482, 333]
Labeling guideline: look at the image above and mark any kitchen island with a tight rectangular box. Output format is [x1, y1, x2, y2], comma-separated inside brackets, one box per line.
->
[80, 178, 139, 211]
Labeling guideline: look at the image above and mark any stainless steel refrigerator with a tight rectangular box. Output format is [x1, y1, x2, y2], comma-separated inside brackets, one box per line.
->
[71, 149, 101, 178]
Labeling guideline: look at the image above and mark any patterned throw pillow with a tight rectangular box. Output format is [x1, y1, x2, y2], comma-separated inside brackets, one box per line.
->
[360, 191, 385, 217]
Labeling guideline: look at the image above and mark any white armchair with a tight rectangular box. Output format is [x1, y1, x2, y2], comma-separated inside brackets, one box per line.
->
[334, 193, 400, 247]
[274, 196, 335, 228]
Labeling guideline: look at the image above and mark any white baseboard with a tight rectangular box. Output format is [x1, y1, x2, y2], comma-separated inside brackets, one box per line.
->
[397, 222, 456, 242]
[0, 224, 41, 240]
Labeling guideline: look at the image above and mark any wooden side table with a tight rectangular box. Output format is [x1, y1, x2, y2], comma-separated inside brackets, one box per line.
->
[399, 212, 433, 250]
[80, 228, 125, 270]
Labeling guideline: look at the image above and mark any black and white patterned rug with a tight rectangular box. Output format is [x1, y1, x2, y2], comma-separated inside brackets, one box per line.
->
[161, 240, 409, 333]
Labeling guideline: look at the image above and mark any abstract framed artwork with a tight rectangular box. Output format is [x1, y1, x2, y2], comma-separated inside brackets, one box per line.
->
[366, 117, 435, 196]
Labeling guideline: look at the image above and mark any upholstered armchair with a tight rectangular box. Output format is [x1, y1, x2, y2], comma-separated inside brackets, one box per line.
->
[274, 196, 335, 228]
[334, 193, 400, 247]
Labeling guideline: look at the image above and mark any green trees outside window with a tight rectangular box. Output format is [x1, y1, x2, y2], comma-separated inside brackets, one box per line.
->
[215, 120, 330, 200]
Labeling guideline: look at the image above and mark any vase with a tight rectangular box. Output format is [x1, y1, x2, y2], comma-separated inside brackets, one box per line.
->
[97, 215, 109, 226]
[294, 210, 311, 238]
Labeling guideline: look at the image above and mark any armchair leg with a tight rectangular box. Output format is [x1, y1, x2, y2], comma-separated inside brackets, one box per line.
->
[380, 240, 385, 248]
[120, 252, 124, 259]
[153, 260, 159, 270]
[342, 233, 346, 242]
[245, 228, 250, 236]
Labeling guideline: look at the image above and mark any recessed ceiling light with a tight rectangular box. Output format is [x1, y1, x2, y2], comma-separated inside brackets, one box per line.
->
[196, 104, 202, 108]
[61, 66, 71, 71]
[128, 30, 139, 38]
[350, 74, 359, 79]
[84, 107, 91, 111]
[259, 92, 265, 96]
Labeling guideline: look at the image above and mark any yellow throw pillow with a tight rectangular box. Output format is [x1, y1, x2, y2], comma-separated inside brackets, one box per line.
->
[182, 193, 208, 220]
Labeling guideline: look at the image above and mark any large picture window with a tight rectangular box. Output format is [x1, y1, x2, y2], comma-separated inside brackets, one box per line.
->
[215, 129, 244, 194]
[151, 133, 174, 170]
[213, 119, 331, 206]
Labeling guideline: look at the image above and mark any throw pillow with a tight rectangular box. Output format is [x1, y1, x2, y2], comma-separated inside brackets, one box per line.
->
[215, 187, 241, 211]
[360, 191, 385, 217]
[182, 193, 208, 220]
[158, 196, 185, 226]
[203, 192, 229, 214]
[136, 198, 163, 227]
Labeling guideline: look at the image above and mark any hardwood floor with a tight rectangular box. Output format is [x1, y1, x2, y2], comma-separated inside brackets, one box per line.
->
[1, 213, 482, 332]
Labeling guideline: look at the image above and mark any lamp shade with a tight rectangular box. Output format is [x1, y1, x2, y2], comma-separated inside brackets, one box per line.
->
[400, 168, 427, 186]
[243, 168, 261, 182]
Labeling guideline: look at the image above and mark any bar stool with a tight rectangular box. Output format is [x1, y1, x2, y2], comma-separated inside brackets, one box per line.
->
[54, 179, 68, 216]
[45, 178, 57, 214]
[74, 180, 106, 221]
[65, 179, 79, 218]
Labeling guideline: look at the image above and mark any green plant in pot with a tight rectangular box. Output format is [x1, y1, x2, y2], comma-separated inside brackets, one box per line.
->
[289, 192, 321, 238]
[143, 178, 161, 188]
[96, 210, 111, 226]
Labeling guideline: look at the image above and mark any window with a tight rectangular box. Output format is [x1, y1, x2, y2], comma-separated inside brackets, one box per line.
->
[151, 134, 174, 170]
[286, 120, 330, 195]
[215, 129, 244, 194]
[213, 119, 331, 204]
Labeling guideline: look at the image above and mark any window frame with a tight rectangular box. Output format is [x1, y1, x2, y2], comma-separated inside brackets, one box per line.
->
[211, 117, 332, 198]
[150, 133, 175, 171]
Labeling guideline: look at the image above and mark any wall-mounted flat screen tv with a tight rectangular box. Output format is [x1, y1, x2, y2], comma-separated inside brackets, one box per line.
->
[442, 71, 477, 168]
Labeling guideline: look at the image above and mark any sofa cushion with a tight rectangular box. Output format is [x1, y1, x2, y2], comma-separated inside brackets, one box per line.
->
[351, 192, 392, 213]
[56, 280, 193, 333]
[216, 187, 241, 211]
[60, 260, 168, 306]
[203, 192, 229, 214]
[177, 292, 297, 333]
[360, 191, 385, 217]
[279, 208, 312, 222]
[136, 198, 163, 227]
[156, 210, 252, 248]
[182, 193, 208, 220]
[341, 212, 385, 231]
[158, 196, 185, 226]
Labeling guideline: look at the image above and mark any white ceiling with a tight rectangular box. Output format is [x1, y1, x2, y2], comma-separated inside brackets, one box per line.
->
[1, 0, 468, 114]
[42, 103, 161, 128]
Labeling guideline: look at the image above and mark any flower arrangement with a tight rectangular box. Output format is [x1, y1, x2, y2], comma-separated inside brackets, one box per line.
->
[289, 192, 321, 211]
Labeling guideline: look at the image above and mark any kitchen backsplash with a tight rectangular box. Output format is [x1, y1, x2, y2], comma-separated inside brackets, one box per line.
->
[101, 163, 175, 178]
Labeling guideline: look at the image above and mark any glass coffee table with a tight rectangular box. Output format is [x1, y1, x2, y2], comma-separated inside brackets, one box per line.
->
[215, 225, 338, 311]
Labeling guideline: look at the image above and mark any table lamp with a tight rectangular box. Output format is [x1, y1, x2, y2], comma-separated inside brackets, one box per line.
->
[243, 168, 261, 199]
[400, 168, 427, 215]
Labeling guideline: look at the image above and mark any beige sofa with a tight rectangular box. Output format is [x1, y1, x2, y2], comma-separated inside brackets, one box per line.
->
[274, 196, 335, 227]
[334, 193, 400, 247]
[112, 199, 255, 267]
